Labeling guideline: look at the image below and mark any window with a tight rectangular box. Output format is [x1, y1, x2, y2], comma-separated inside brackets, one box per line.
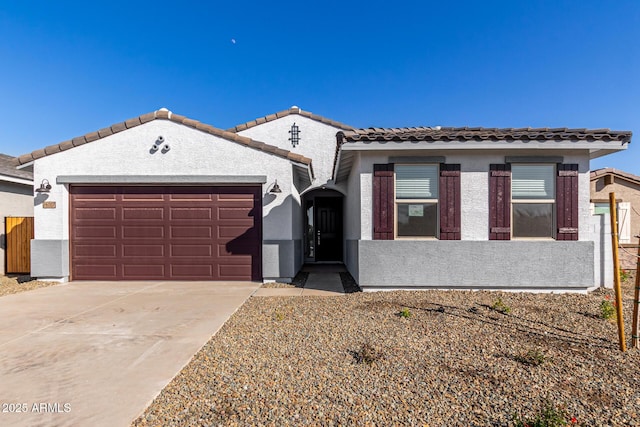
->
[511, 164, 555, 238]
[395, 165, 438, 237]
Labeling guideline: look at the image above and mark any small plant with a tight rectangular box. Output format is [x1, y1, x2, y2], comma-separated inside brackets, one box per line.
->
[352, 342, 382, 365]
[600, 295, 616, 320]
[273, 310, 285, 321]
[619, 269, 630, 282]
[491, 297, 511, 314]
[398, 307, 412, 318]
[514, 348, 547, 367]
[513, 400, 577, 427]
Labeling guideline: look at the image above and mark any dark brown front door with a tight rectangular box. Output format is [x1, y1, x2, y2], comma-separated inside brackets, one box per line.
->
[314, 197, 342, 261]
[70, 186, 261, 281]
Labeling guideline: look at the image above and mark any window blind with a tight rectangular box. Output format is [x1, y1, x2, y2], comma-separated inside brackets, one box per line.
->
[512, 165, 554, 199]
[396, 165, 438, 199]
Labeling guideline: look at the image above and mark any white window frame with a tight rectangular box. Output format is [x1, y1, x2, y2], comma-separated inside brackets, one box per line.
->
[394, 164, 439, 239]
[511, 163, 556, 240]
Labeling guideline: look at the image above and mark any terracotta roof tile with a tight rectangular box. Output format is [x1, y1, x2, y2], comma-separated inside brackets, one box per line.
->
[44, 144, 62, 155]
[72, 136, 88, 147]
[32, 149, 46, 160]
[97, 127, 113, 138]
[139, 112, 156, 123]
[339, 126, 632, 143]
[125, 117, 142, 129]
[84, 132, 100, 143]
[227, 106, 354, 132]
[59, 140, 74, 151]
[15, 109, 314, 180]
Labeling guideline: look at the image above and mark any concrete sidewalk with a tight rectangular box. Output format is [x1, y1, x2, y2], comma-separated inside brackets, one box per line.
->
[0, 280, 260, 427]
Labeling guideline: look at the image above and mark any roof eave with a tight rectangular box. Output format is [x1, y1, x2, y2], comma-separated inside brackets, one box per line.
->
[0, 174, 33, 186]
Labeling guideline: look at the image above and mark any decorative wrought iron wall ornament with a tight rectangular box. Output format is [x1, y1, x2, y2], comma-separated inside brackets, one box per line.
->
[289, 123, 301, 147]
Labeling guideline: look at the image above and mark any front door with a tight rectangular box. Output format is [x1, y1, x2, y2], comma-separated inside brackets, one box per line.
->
[314, 197, 342, 261]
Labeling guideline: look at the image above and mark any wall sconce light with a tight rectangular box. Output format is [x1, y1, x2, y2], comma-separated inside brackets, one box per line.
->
[35, 179, 52, 193]
[269, 180, 282, 194]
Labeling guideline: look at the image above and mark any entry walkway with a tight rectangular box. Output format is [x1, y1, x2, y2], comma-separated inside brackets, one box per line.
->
[0, 280, 260, 427]
[254, 264, 348, 296]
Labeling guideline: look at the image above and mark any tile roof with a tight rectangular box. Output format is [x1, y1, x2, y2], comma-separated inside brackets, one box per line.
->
[338, 126, 633, 143]
[14, 109, 314, 177]
[590, 167, 640, 185]
[227, 106, 355, 132]
[0, 153, 33, 181]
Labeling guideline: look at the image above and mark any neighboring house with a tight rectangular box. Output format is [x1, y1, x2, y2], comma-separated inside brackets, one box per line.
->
[14, 107, 631, 291]
[591, 167, 640, 269]
[0, 154, 34, 274]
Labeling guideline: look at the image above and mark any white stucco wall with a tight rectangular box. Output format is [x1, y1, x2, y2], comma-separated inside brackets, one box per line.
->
[32, 120, 298, 242]
[237, 115, 342, 185]
[355, 149, 592, 241]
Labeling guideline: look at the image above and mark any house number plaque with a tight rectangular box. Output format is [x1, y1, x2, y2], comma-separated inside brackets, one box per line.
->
[43, 201, 56, 209]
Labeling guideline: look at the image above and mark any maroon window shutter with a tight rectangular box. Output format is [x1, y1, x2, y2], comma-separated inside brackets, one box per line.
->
[373, 164, 394, 240]
[489, 164, 511, 240]
[439, 164, 461, 240]
[556, 164, 579, 240]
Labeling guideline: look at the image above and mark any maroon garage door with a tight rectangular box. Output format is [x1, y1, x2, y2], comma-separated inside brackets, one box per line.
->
[70, 186, 262, 281]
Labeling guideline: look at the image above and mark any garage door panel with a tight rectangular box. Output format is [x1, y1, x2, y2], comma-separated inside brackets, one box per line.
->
[219, 265, 252, 278]
[171, 265, 213, 278]
[71, 186, 261, 281]
[218, 207, 254, 219]
[171, 245, 212, 257]
[122, 264, 166, 277]
[169, 193, 214, 201]
[74, 208, 117, 220]
[218, 226, 254, 238]
[170, 208, 212, 220]
[122, 226, 165, 238]
[122, 245, 165, 257]
[121, 192, 165, 201]
[74, 245, 117, 257]
[75, 264, 117, 278]
[122, 208, 164, 220]
[171, 226, 212, 238]
[217, 192, 254, 200]
[75, 226, 117, 239]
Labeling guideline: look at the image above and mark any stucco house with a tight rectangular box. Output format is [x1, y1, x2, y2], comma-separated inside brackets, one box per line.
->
[0, 154, 34, 274]
[591, 167, 640, 269]
[14, 107, 631, 291]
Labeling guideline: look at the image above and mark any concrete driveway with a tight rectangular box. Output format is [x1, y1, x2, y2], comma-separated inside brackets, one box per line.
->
[0, 280, 260, 427]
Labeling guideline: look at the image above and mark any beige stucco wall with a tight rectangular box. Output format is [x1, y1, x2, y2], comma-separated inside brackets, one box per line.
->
[591, 175, 640, 269]
[0, 181, 34, 274]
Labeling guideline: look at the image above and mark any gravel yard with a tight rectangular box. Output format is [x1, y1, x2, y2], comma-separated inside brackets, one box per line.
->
[0, 275, 58, 297]
[134, 278, 640, 426]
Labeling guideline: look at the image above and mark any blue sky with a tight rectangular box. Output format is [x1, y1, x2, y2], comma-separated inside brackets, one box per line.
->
[0, 1, 638, 173]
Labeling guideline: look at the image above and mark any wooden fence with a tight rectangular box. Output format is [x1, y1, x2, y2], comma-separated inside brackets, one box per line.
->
[5, 217, 34, 274]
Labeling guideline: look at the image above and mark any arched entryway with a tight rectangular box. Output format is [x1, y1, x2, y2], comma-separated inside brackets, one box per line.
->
[302, 188, 344, 263]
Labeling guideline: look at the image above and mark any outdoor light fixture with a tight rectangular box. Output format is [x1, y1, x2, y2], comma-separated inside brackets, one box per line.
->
[35, 179, 52, 193]
[269, 180, 282, 194]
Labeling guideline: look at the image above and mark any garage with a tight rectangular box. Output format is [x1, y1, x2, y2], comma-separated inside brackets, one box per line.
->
[70, 185, 262, 281]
